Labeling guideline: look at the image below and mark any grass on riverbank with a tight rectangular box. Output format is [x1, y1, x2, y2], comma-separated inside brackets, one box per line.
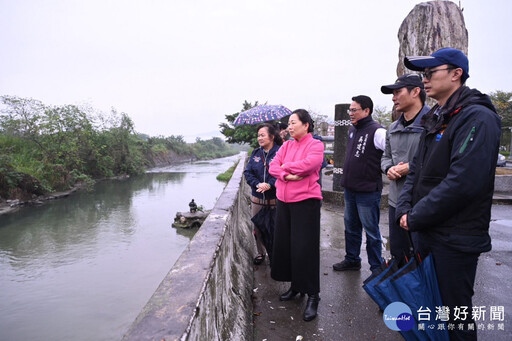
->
[216, 161, 239, 182]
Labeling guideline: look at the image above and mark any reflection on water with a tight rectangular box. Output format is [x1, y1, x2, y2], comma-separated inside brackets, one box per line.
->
[0, 154, 241, 341]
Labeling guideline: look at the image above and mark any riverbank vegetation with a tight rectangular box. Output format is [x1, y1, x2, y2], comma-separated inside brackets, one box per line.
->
[216, 160, 240, 182]
[0, 96, 238, 200]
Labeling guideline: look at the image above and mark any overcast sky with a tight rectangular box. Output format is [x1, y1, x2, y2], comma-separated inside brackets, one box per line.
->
[1, 0, 510, 141]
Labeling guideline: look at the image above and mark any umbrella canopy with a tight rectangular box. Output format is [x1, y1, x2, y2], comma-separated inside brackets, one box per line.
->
[233, 104, 292, 126]
[363, 258, 400, 311]
[364, 254, 449, 341]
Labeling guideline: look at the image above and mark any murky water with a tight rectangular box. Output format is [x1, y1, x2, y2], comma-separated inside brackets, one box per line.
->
[0, 154, 241, 341]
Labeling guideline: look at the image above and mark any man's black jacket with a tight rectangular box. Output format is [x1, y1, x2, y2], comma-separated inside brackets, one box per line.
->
[396, 86, 501, 253]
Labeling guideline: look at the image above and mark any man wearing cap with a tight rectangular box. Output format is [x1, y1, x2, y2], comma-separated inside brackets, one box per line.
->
[396, 47, 501, 340]
[380, 74, 430, 263]
[333, 95, 386, 274]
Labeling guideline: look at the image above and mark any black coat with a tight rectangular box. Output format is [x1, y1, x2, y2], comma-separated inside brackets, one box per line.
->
[396, 86, 501, 253]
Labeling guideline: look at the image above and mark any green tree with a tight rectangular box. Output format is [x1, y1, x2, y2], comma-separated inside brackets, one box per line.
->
[0, 95, 240, 199]
[40, 104, 95, 171]
[0, 95, 45, 146]
[0, 96, 95, 189]
[373, 105, 393, 129]
[219, 100, 261, 148]
[103, 110, 145, 175]
[489, 90, 512, 127]
[489, 90, 512, 152]
[0, 97, 148, 191]
[212, 136, 224, 147]
[190, 137, 236, 159]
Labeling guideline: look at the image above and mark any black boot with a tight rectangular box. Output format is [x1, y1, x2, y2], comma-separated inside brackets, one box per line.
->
[303, 294, 320, 321]
[279, 287, 301, 301]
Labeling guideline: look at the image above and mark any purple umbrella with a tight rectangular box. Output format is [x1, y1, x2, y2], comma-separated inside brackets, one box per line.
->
[233, 104, 292, 126]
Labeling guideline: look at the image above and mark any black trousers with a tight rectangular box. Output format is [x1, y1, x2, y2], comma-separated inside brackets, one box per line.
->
[271, 198, 321, 295]
[417, 235, 480, 341]
[389, 205, 419, 262]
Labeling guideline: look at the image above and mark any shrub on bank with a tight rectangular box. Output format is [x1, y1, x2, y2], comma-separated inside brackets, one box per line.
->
[0, 96, 238, 200]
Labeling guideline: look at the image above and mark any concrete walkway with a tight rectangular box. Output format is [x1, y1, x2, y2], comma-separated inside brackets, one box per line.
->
[252, 199, 512, 340]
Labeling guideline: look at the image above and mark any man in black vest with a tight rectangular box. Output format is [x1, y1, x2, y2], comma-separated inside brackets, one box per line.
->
[333, 95, 385, 273]
[396, 48, 501, 341]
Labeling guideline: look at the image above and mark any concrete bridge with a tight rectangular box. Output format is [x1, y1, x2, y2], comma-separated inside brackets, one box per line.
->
[122, 153, 512, 341]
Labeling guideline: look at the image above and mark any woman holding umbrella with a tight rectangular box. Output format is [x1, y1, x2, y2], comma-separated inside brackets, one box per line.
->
[244, 123, 283, 265]
[269, 109, 324, 321]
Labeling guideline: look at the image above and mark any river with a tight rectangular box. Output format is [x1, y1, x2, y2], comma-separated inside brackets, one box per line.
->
[0, 153, 241, 341]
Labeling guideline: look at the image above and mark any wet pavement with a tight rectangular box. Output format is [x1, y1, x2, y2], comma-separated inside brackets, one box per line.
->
[252, 195, 512, 340]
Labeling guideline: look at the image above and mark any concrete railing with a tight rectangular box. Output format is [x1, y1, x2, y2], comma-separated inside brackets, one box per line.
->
[122, 156, 255, 341]
[495, 175, 512, 193]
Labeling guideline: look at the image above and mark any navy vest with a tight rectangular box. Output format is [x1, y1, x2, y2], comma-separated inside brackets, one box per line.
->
[341, 116, 383, 192]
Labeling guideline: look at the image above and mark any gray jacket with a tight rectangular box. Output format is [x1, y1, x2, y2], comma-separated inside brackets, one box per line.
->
[381, 105, 430, 207]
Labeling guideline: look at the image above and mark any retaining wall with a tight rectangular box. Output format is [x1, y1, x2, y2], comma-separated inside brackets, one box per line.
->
[495, 175, 512, 193]
[122, 162, 512, 340]
[122, 158, 255, 341]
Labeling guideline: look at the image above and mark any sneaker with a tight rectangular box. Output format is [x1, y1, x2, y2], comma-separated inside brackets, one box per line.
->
[332, 260, 361, 271]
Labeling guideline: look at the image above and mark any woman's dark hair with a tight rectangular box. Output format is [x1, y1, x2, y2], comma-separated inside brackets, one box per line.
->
[291, 109, 314, 133]
[351, 95, 373, 115]
[257, 123, 283, 146]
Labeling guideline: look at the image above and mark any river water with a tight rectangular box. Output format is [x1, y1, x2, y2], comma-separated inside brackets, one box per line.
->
[0, 154, 241, 341]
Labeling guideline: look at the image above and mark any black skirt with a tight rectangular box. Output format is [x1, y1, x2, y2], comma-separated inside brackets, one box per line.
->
[271, 198, 321, 295]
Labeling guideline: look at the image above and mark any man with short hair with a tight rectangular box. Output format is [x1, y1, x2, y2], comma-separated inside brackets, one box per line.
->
[380, 74, 430, 262]
[333, 95, 386, 273]
[396, 47, 501, 341]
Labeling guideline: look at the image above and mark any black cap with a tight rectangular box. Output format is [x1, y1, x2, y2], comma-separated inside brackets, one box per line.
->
[381, 74, 424, 94]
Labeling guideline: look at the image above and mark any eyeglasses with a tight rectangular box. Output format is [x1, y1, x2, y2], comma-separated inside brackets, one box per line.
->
[422, 67, 454, 80]
[347, 108, 362, 114]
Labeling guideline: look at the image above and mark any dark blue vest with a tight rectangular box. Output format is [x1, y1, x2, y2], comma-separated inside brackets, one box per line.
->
[341, 116, 383, 192]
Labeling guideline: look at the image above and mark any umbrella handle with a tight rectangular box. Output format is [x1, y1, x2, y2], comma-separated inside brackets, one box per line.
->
[406, 231, 422, 262]
[406, 230, 421, 263]
[406, 231, 414, 250]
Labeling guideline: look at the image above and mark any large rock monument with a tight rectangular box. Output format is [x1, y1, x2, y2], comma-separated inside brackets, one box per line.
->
[397, 0, 468, 77]
[332, 0, 469, 191]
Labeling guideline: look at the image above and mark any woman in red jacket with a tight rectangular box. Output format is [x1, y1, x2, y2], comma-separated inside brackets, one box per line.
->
[269, 109, 324, 321]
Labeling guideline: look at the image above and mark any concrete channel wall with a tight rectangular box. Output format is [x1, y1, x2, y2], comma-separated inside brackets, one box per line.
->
[122, 158, 256, 341]
[121, 156, 511, 340]
[495, 175, 512, 193]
